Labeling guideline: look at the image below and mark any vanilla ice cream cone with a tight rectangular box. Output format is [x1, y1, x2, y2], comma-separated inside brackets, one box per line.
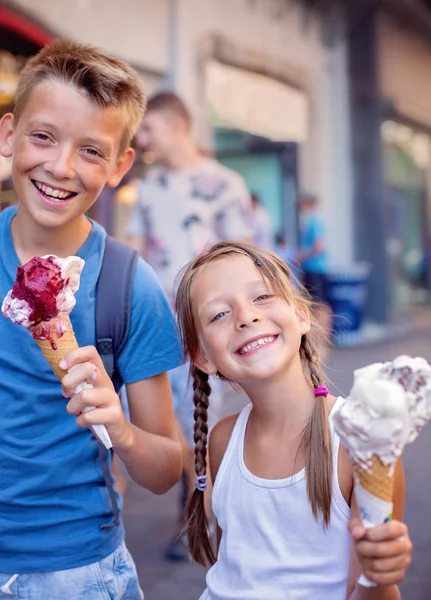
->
[352, 457, 394, 588]
[353, 454, 394, 503]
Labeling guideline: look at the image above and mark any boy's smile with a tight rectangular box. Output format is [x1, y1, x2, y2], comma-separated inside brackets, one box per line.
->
[0, 82, 133, 236]
[32, 180, 77, 203]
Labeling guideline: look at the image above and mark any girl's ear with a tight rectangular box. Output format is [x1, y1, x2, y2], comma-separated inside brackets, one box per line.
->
[193, 347, 217, 377]
[296, 306, 311, 335]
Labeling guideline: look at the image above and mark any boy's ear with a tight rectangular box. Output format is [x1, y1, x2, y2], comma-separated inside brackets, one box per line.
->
[296, 306, 311, 336]
[106, 147, 135, 188]
[0, 113, 14, 158]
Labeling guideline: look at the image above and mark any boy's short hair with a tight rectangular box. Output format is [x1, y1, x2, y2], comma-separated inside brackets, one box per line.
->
[146, 91, 191, 129]
[14, 38, 146, 154]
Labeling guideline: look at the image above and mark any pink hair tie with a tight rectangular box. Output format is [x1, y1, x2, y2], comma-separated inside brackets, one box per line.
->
[314, 386, 329, 397]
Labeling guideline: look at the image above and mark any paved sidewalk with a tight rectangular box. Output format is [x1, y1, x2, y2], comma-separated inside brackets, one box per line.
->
[123, 328, 431, 599]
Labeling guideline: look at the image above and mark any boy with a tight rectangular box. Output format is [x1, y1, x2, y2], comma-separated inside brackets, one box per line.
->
[0, 40, 182, 599]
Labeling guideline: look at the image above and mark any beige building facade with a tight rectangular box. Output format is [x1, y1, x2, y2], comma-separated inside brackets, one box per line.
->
[7, 0, 353, 263]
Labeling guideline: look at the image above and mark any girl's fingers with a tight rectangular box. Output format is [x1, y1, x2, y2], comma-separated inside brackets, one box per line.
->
[361, 552, 412, 574]
[356, 536, 412, 559]
[361, 567, 410, 587]
[348, 518, 366, 539]
[363, 520, 408, 542]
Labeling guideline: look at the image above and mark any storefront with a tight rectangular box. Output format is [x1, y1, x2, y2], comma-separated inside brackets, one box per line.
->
[349, 5, 431, 323]
[0, 1, 54, 207]
[205, 58, 307, 245]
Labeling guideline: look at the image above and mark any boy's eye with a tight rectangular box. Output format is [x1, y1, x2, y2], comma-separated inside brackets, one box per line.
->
[83, 147, 103, 158]
[31, 132, 50, 142]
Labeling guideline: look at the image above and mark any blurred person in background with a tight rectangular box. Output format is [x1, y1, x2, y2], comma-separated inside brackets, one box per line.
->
[126, 91, 252, 560]
[296, 192, 332, 353]
[275, 232, 301, 283]
[249, 191, 274, 250]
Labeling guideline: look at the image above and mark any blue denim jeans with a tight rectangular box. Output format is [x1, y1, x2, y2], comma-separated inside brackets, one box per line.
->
[0, 542, 143, 600]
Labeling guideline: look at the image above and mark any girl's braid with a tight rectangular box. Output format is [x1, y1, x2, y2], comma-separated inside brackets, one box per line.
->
[184, 366, 216, 566]
[300, 333, 324, 389]
[191, 366, 211, 480]
[300, 334, 333, 526]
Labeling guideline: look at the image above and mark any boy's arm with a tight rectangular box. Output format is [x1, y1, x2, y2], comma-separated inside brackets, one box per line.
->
[347, 459, 411, 600]
[113, 372, 182, 494]
[62, 348, 182, 495]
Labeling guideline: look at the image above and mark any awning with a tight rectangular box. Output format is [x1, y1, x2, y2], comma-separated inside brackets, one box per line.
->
[205, 59, 308, 142]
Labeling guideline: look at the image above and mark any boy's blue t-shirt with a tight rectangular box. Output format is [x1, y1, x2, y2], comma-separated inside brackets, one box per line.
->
[0, 207, 182, 573]
[300, 213, 327, 274]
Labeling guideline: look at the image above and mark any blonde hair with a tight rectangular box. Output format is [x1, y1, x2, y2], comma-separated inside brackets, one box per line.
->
[175, 241, 332, 566]
[14, 39, 146, 154]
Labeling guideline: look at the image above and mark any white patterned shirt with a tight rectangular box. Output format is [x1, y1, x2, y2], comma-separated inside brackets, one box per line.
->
[127, 159, 252, 299]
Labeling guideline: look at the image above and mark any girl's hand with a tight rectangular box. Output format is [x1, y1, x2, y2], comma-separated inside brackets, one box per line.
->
[60, 345, 131, 447]
[349, 518, 412, 586]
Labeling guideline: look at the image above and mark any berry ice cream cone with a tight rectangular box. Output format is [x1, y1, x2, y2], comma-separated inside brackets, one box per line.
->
[333, 356, 431, 586]
[32, 313, 79, 380]
[2, 255, 112, 449]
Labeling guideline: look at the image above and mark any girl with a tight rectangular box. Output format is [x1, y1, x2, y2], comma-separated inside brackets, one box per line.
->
[175, 241, 412, 600]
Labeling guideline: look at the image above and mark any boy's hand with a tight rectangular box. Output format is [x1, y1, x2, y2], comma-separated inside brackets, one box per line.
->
[349, 518, 412, 586]
[60, 346, 131, 446]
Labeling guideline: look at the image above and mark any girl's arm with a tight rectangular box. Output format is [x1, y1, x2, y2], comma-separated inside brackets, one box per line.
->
[346, 458, 412, 600]
[208, 413, 239, 555]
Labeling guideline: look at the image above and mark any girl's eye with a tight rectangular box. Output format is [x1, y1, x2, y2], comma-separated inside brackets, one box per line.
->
[255, 294, 272, 301]
[211, 311, 228, 322]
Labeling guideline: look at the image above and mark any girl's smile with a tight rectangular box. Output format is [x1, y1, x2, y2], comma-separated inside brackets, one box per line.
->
[235, 334, 279, 356]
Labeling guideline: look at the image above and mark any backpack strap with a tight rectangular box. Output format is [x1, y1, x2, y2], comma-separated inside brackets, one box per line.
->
[96, 235, 139, 393]
[95, 235, 138, 529]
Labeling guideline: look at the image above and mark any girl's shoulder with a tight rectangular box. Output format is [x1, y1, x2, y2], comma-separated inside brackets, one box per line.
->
[329, 395, 354, 506]
[209, 412, 241, 483]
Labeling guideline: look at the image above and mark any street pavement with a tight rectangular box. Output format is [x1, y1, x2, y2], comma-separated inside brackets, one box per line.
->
[122, 328, 431, 599]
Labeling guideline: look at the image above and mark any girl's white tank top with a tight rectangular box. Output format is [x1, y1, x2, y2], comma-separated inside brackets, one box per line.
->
[200, 397, 351, 600]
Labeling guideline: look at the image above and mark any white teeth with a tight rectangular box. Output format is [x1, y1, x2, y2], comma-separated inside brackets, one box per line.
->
[34, 181, 74, 201]
[239, 336, 275, 355]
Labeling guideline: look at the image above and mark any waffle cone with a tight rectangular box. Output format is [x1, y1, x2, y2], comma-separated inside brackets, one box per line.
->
[33, 314, 78, 380]
[353, 454, 394, 502]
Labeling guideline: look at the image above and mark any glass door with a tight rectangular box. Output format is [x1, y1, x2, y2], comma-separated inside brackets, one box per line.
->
[382, 121, 430, 312]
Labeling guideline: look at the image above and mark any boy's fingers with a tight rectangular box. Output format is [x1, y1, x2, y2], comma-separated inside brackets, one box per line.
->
[66, 388, 100, 415]
[61, 362, 98, 395]
[59, 345, 104, 372]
